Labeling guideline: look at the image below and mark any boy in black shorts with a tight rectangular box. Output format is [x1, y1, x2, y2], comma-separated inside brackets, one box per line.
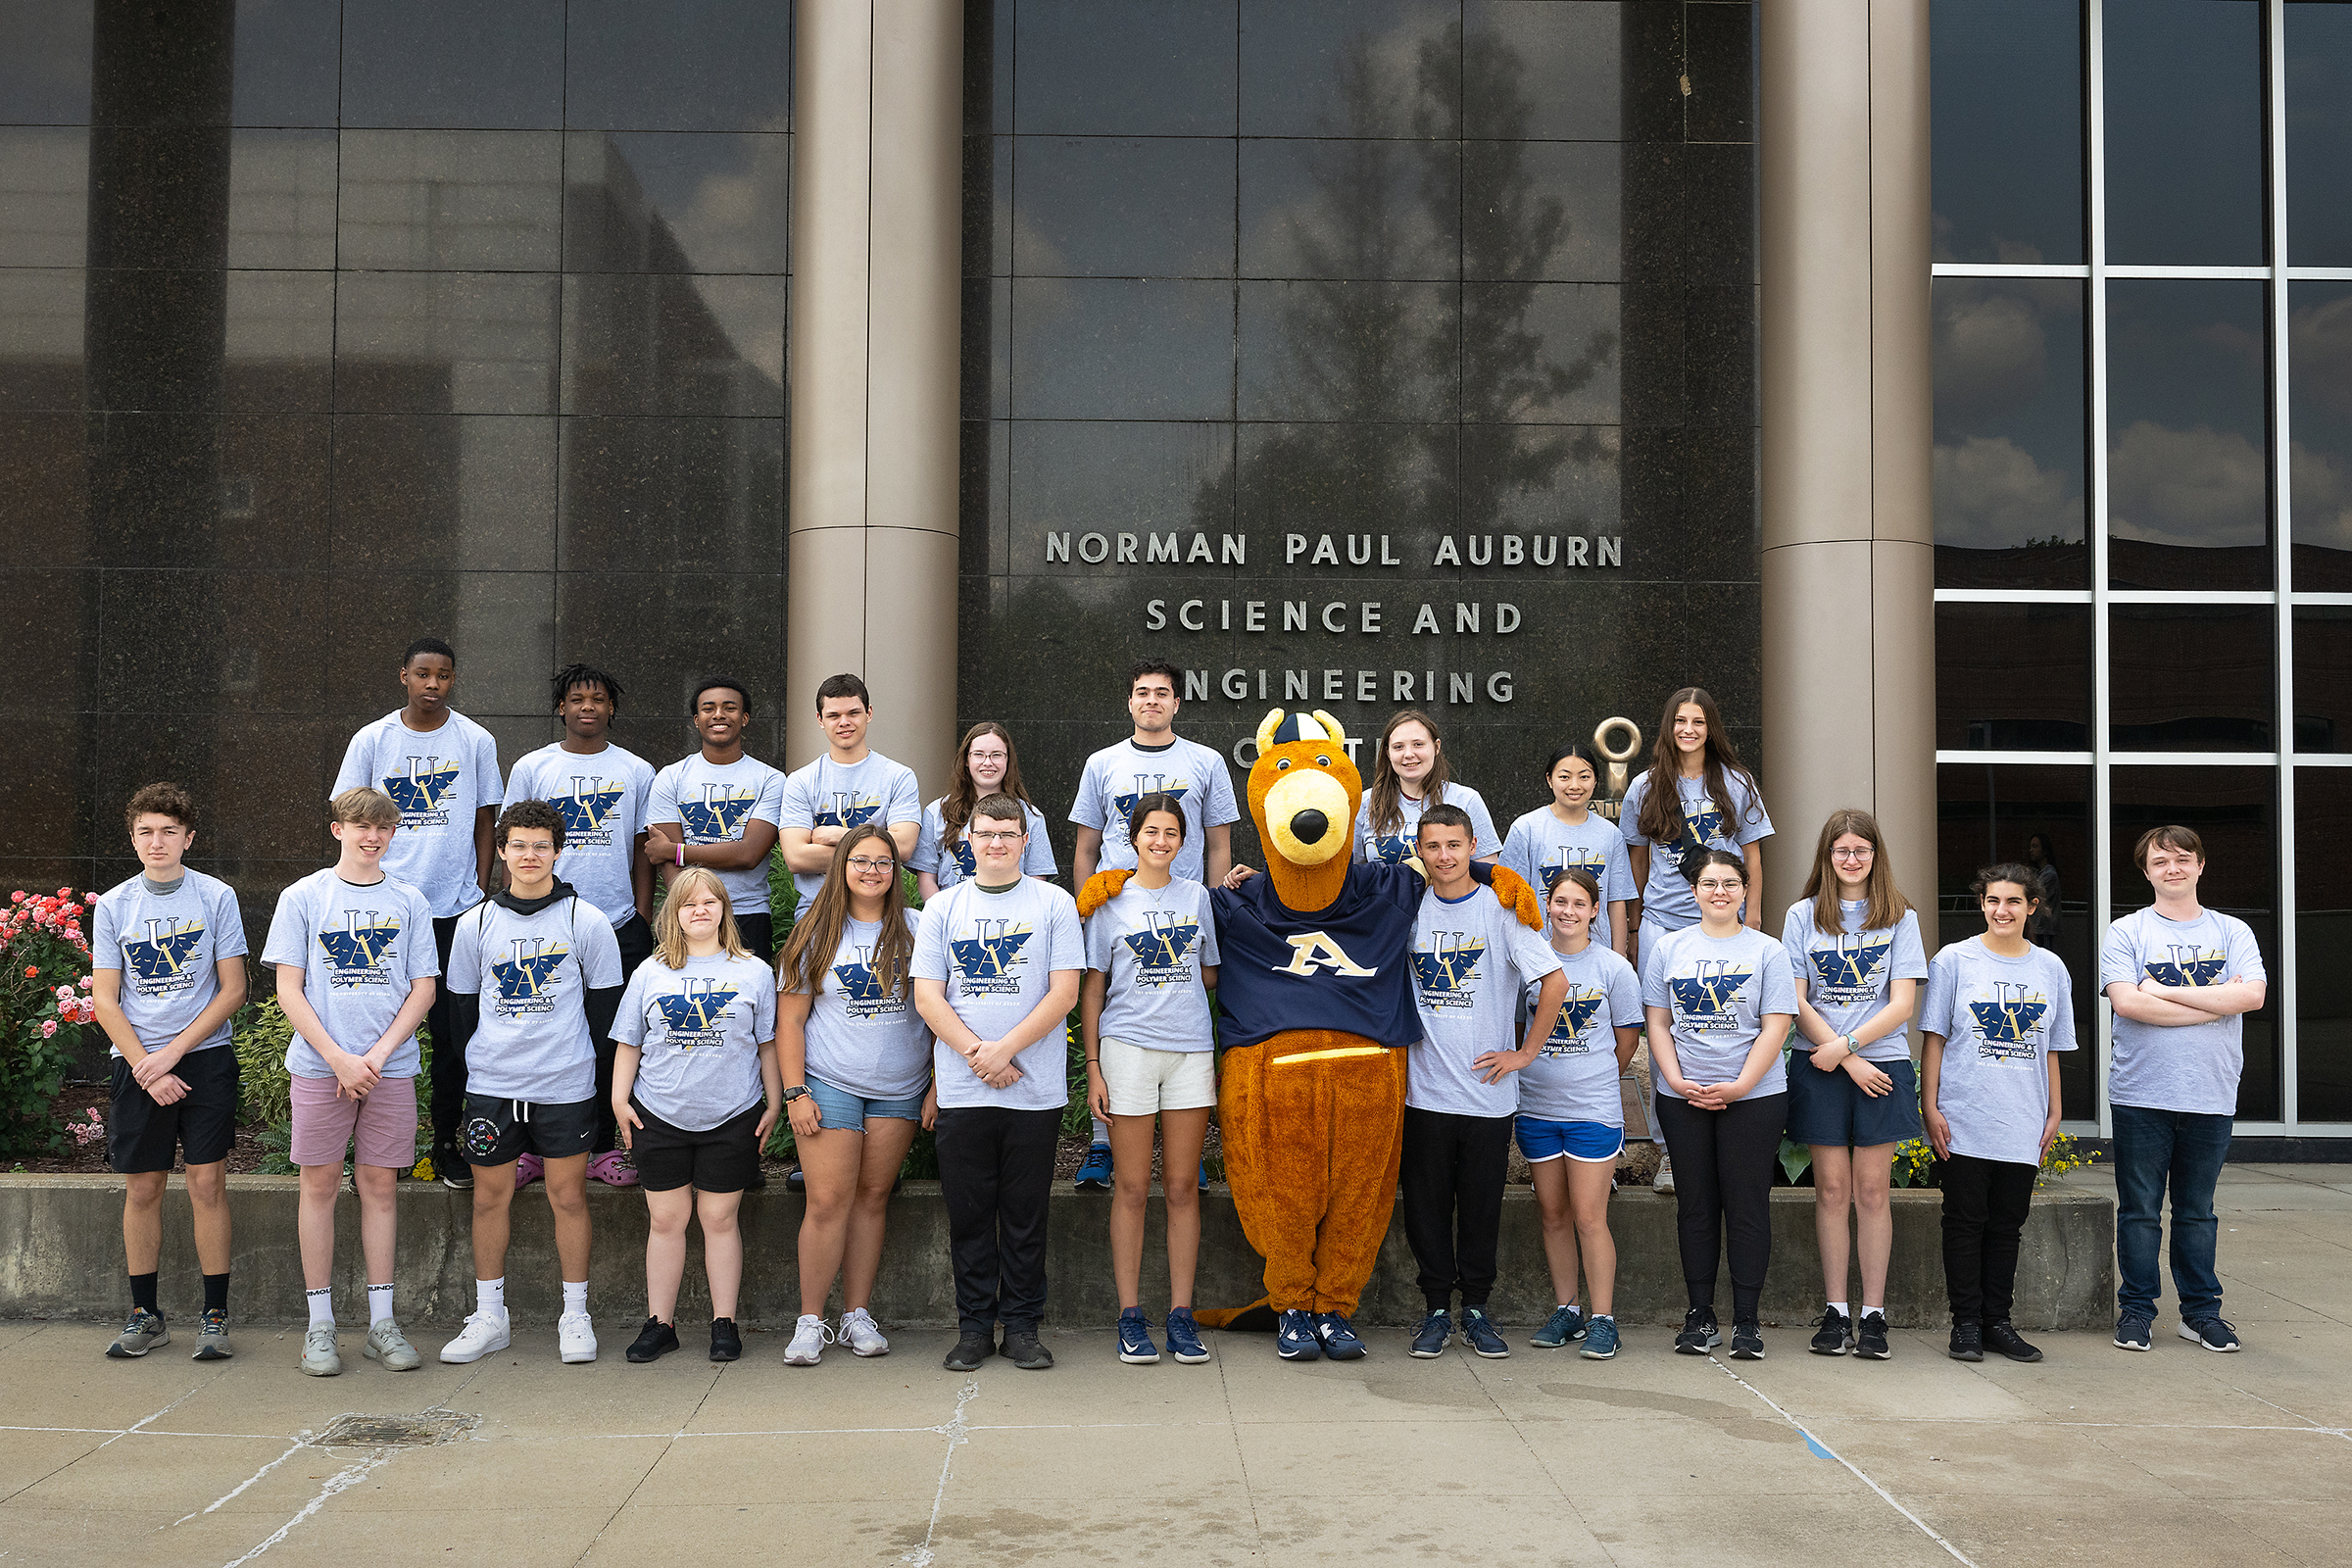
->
[438, 802, 623, 1365]
[92, 783, 250, 1360]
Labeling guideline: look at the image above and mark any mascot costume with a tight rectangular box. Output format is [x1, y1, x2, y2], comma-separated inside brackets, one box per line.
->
[1084, 708, 1540, 1356]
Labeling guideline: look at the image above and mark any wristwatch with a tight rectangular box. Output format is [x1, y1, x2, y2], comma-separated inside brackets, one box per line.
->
[781, 1085, 810, 1103]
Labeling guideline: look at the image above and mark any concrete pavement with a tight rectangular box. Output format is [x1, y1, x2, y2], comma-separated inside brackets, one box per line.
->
[0, 1163, 2342, 1567]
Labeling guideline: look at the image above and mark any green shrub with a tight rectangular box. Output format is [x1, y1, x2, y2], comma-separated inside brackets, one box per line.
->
[232, 1000, 295, 1128]
[0, 885, 98, 1157]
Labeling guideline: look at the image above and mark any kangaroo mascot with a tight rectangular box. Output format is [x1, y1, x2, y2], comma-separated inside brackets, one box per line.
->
[1092, 708, 1539, 1360]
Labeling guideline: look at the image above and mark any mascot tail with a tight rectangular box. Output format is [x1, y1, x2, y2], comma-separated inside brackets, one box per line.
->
[1194, 1301, 1279, 1333]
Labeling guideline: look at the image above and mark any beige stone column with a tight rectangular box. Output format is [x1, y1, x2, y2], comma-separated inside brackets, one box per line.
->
[786, 0, 964, 789]
[1759, 0, 1937, 921]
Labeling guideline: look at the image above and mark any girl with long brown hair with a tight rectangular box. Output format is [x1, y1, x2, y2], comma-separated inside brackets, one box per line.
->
[912, 722, 1057, 900]
[1353, 709, 1500, 866]
[773, 823, 931, 1365]
[1622, 687, 1773, 962]
[1779, 808, 1927, 1361]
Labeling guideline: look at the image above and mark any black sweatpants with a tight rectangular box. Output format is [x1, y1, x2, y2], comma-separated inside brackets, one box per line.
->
[1400, 1106, 1515, 1311]
[1940, 1153, 2036, 1326]
[591, 913, 657, 1154]
[426, 914, 464, 1149]
[1653, 1091, 1787, 1322]
[933, 1104, 1060, 1337]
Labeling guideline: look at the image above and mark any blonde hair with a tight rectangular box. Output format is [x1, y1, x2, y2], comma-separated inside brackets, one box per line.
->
[330, 786, 401, 829]
[654, 866, 750, 969]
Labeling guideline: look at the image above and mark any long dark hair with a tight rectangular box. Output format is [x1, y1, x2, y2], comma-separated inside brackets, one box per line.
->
[1635, 686, 1765, 847]
[1802, 808, 1912, 936]
[939, 722, 1034, 855]
[1367, 709, 1453, 838]
[775, 823, 915, 1000]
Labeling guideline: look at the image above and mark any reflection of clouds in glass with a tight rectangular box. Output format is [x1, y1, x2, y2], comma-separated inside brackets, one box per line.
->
[2293, 440, 2352, 548]
[1934, 435, 2082, 548]
[2107, 420, 2266, 549]
[664, 130, 791, 272]
[1934, 287, 2047, 423]
[2292, 290, 2352, 419]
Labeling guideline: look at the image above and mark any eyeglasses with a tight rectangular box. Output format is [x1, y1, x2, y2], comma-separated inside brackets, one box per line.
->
[845, 857, 895, 873]
[969, 829, 1025, 844]
[1831, 847, 1875, 860]
[967, 750, 1008, 764]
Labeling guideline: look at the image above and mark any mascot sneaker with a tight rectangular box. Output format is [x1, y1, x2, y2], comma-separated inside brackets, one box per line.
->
[1314, 1312, 1367, 1360]
[1276, 1309, 1323, 1360]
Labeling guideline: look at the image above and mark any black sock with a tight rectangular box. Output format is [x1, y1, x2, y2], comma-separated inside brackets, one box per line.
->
[1687, 1286, 1716, 1315]
[202, 1272, 229, 1314]
[1732, 1288, 1762, 1325]
[129, 1272, 159, 1315]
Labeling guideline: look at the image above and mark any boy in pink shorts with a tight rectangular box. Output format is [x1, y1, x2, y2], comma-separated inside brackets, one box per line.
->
[263, 787, 440, 1375]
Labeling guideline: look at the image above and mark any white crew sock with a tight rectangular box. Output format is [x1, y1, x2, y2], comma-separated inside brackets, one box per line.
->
[1090, 1117, 1110, 1148]
[367, 1283, 395, 1326]
[562, 1280, 589, 1315]
[1829, 1300, 1849, 1319]
[305, 1286, 334, 1326]
[476, 1277, 506, 1317]
[1862, 1303, 1884, 1319]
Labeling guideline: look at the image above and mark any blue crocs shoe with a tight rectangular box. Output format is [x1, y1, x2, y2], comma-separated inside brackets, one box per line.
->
[1116, 1306, 1159, 1364]
[1531, 1304, 1587, 1348]
[1073, 1143, 1113, 1192]
[1276, 1308, 1323, 1361]
[1580, 1315, 1621, 1360]
[1409, 1308, 1454, 1358]
[1315, 1312, 1367, 1360]
[1165, 1307, 1210, 1364]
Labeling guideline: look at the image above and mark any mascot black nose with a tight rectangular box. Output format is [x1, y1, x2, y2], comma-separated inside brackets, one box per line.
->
[1289, 809, 1329, 845]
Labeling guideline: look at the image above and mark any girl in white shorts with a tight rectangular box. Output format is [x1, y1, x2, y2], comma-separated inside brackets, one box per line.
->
[1081, 794, 1220, 1365]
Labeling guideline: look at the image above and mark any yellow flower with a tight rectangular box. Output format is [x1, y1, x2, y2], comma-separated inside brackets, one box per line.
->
[411, 1157, 435, 1183]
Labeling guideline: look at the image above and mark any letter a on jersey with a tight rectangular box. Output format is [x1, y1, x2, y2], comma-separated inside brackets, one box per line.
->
[1276, 931, 1378, 978]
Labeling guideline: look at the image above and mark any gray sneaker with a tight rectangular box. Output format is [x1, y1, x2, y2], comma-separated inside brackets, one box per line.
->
[299, 1323, 341, 1377]
[190, 1307, 234, 1361]
[364, 1319, 422, 1371]
[104, 1308, 169, 1359]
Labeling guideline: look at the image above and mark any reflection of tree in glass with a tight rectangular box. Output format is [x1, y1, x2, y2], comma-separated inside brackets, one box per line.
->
[1198, 22, 1616, 538]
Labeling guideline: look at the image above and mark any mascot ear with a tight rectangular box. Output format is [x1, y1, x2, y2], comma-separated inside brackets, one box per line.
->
[1077, 867, 1135, 919]
[1255, 709, 1286, 758]
[1311, 710, 1348, 751]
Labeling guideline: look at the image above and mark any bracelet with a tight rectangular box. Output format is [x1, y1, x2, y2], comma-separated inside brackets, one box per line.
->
[675, 843, 685, 867]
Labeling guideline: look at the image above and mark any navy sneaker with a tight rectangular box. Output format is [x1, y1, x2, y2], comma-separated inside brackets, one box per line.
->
[1165, 1307, 1210, 1364]
[1315, 1312, 1367, 1360]
[1116, 1307, 1159, 1364]
[1409, 1308, 1454, 1358]
[2179, 1315, 2240, 1352]
[2113, 1311, 2153, 1351]
[1073, 1143, 1113, 1191]
[1199, 1160, 1211, 1192]
[1673, 1306, 1720, 1355]
[1580, 1315, 1621, 1360]
[1530, 1304, 1587, 1348]
[1461, 1307, 1511, 1359]
[1808, 1306, 1851, 1356]
[1276, 1309, 1323, 1360]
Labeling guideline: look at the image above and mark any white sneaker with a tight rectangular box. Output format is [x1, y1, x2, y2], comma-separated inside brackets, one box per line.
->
[439, 1309, 511, 1364]
[299, 1323, 341, 1377]
[783, 1313, 833, 1366]
[839, 1307, 890, 1357]
[1653, 1154, 1676, 1194]
[558, 1310, 597, 1363]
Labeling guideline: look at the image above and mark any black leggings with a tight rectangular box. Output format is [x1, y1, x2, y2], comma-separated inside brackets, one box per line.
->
[1653, 1091, 1787, 1322]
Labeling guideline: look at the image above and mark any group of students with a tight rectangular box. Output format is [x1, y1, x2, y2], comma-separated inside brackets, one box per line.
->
[86, 647, 2262, 1374]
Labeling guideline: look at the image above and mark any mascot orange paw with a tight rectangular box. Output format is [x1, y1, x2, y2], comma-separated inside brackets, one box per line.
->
[1486, 863, 1543, 930]
[1077, 867, 1135, 919]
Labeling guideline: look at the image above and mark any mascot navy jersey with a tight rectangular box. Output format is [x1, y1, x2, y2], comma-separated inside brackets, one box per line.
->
[1211, 861, 1426, 1052]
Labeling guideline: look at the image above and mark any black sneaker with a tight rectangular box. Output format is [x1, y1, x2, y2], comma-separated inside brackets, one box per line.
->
[1460, 1308, 1510, 1359]
[710, 1317, 743, 1362]
[2179, 1315, 2241, 1353]
[1728, 1321, 1765, 1360]
[435, 1142, 473, 1191]
[1947, 1321, 1984, 1362]
[1809, 1306, 1851, 1356]
[1001, 1327, 1054, 1369]
[1673, 1306, 1720, 1355]
[1984, 1319, 2042, 1363]
[625, 1316, 679, 1363]
[1409, 1309, 1454, 1359]
[2113, 1311, 2154, 1351]
[1854, 1310, 1891, 1360]
[1276, 1308, 1323, 1361]
[943, 1330, 994, 1371]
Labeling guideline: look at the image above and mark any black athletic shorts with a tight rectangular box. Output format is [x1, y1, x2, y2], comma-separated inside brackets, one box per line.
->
[459, 1094, 597, 1166]
[629, 1099, 763, 1194]
[109, 1045, 241, 1174]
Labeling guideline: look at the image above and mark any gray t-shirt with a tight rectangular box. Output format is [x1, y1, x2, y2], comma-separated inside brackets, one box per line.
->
[648, 752, 787, 915]
[799, 911, 935, 1101]
[93, 870, 249, 1054]
[1405, 885, 1564, 1118]
[1641, 923, 1797, 1102]
[262, 868, 439, 1079]
[613, 951, 775, 1132]
[1354, 782, 1501, 866]
[1083, 875, 1221, 1053]
[331, 709, 504, 918]
[911, 798, 1057, 891]
[1922, 937, 2078, 1165]
[1781, 898, 1930, 1062]
[2101, 905, 2265, 1116]
[910, 876, 1085, 1111]
[1517, 942, 1644, 1125]
[504, 741, 656, 932]
[1499, 806, 1638, 951]
[447, 896, 623, 1102]
[1619, 768, 1773, 930]
[1069, 735, 1242, 886]
[778, 750, 924, 907]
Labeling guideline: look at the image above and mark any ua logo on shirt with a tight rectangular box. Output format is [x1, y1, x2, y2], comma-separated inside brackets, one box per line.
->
[949, 836, 979, 879]
[2146, 946, 2228, 988]
[654, 979, 738, 1044]
[491, 939, 569, 1013]
[833, 945, 906, 1018]
[1967, 982, 2047, 1062]
[1811, 936, 1892, 992]
[1683, 797, 1725, 843]
[1669, 961, 1751, 1016]
[951, 921, 1032, 979]
[319, 912, 402, 985]
[1540, 851, 1608, 894]
[813, 789, 881, 829]
[553, 780, 626, 838]
[1276, 931, 1378, 978]
[1544, 989, 1608, 1053]
[1122, 911, 1200, 972]
[124, 920, 207, 987]
[1366, 833, 1416, 866]
[681, 786, 756, 842]
[1411, 934, 1485, 992]
[384, 757, 460, 818]
[1113, 777, 1190, 820]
